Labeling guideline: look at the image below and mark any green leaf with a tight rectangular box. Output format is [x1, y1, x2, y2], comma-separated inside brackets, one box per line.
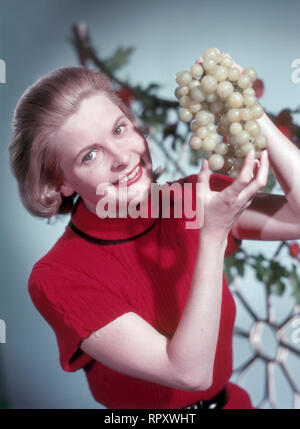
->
[144, 83, 162, 94]
[271, 280, 285, 296]
[103, 46, 135, 73]
[250, 253, 268, 282]
[224, 251, 246, 286]
[261, 170, 277, 193]
[189, 150, 199, 167]
[249, 253, 291, 296]
[290, 263, 300, 304]
[235, 258, 245, 277]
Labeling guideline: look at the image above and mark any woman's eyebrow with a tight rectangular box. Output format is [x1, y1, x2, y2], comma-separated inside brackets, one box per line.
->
[111, 114, 127, 133]
[74, 115, 127, 162]
[74, 143, 98, 162]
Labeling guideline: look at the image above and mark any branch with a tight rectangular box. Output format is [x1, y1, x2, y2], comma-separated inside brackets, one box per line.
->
[71, 22, 178, 109]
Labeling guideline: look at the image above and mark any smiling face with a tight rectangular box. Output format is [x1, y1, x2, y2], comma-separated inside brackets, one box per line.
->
[57, 93, 153, 215]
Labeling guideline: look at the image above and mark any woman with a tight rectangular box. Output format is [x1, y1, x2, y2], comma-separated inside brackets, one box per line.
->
[9, 62, 300, 409]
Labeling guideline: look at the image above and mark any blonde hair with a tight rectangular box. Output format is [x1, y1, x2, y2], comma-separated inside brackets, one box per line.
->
[9, 66, 137, 219]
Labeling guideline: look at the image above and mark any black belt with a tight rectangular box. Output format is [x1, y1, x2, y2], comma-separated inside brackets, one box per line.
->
[182, 388, 227, 409]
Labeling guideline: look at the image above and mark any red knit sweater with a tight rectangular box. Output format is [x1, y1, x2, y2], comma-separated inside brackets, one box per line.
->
[28, 172, 254, 409]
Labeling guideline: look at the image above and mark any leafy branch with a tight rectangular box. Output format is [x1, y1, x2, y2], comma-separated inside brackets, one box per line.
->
[70, 21, 300, 303]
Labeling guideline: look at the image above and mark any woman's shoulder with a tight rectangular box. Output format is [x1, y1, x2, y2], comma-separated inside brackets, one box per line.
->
[29, 218, 104, 273]
[27, 226, 86, 292]
[27, 222, 121, 298]
[30, 227, 71, 270]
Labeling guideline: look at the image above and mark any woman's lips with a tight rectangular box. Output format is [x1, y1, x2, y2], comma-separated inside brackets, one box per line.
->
[114, 163, 143, 187]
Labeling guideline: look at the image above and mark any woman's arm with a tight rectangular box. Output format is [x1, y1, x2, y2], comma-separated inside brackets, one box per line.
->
[166, 231, 227, 389]
[213, 50, 300, 220]
[166, 151, 268, 388]
[257, 112, 300, 217]
[231, 114, 300, 241]
[216, 51, 300, 241]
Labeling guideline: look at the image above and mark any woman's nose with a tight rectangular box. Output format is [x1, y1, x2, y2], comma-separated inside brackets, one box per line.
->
[111, 153, 131, 171]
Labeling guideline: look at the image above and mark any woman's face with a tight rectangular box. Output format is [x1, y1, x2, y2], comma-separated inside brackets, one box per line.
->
[57, 93, 153, 215]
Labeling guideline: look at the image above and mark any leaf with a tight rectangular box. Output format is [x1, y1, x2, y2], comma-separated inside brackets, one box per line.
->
[250, 253, 267, 282]
[235, 258, 245, 277]
[141, 108, 167, 126]
[163, 123, 177, 139]
[224, 251, 246, 286]
[189, 150, 200, 166]
[224, 265, 234, 285]
[261, 170, 277, 193]
[291, 263, 300, 286]
[144, 83, 162, 94]
[271, 280, 285, 296]
[250, 254, 291, 296]
[103, 46, 135, 73]
[290, 263, 300, 304]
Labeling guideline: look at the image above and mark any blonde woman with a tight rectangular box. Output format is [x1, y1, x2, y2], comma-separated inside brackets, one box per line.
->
[9, 65, 300, 409]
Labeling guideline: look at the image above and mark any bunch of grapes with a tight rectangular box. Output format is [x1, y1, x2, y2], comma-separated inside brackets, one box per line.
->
[175, 48, 268, 177]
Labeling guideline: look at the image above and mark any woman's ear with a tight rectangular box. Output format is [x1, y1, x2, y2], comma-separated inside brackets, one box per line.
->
[60, 182, 74, 197]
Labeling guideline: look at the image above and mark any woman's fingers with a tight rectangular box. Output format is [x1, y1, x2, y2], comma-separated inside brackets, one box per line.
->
[196, 50, 243, 73]
[224, 149, 269, 204]
[219, 52, 243, 72]
[197, 159, 210, 189]
[228, 150, 257, 194]
[195, 56, 203, 64]
[196, 159, 210, 210]
[238, 149, 269, 200]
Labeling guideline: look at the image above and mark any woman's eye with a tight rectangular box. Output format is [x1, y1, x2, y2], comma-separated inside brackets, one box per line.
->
[82, 150, 97, 164]
[115, 124, 126, 135]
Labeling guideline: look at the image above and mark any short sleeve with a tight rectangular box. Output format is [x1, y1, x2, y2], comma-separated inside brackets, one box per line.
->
[168, 172, 242, 256]
[28, 266, 134, 372]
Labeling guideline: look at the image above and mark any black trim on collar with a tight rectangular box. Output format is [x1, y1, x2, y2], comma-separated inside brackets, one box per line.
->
[67, 218, 159, 245]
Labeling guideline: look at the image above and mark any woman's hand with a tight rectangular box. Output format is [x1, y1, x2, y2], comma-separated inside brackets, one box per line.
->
[197, 149, 269, 240]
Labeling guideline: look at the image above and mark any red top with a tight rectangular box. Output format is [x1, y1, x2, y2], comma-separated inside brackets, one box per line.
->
[28, 172, 253, 409]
